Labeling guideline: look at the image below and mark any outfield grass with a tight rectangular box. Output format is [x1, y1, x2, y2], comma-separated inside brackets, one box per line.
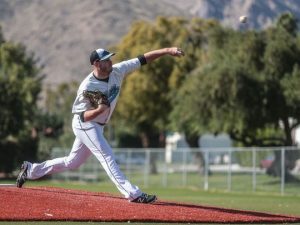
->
[113, 171, 300, 195]
[1, 179, 300, 225]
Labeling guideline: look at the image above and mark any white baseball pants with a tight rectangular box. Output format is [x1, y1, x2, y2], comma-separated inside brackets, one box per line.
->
[26, 114, 142, 200]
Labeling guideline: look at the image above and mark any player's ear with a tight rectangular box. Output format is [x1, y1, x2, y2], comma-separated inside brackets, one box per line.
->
[93, 60, 100, 67]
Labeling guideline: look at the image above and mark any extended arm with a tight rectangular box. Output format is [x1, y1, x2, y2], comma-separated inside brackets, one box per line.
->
[144, 47, 184, 63]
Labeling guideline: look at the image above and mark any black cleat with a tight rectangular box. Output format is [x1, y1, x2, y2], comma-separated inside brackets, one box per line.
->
[130, 193, 157, 204]
[16, 161, 29, 188]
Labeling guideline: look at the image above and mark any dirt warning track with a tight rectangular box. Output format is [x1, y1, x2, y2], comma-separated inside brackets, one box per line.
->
[1, 186, 300, 223]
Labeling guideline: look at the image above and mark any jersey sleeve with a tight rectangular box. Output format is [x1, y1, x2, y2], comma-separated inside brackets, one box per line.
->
[113, 58, 141, 78]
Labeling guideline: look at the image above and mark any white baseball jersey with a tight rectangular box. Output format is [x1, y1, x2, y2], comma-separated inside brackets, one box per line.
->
[72, 58, 141, 125]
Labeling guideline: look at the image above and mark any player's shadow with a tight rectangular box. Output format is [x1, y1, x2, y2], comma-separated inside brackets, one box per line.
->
[155, 201, 300, 220]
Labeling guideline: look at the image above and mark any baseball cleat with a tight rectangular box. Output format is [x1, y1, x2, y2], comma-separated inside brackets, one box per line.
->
[16, 161, 29, 188]
[130, 193, 157, 204]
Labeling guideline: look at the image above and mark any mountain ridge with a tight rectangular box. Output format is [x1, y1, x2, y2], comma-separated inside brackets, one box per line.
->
[1, 0, 299, 86]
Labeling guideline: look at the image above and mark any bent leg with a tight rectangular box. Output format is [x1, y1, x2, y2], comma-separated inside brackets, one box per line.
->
[27, 137, 91, 180]
[75, 123, 142, 200]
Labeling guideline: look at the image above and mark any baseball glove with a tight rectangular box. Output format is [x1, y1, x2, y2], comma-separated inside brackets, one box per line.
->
[82, 90, 110, 108]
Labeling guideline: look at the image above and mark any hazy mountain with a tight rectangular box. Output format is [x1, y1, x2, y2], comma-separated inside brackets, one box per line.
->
[165, 0, 300, 30]
[0, 0, 185, 86]
[0, 0, 299, 86]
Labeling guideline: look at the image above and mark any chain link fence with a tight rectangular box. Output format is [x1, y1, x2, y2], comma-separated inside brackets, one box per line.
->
[51, 147, 300, 195]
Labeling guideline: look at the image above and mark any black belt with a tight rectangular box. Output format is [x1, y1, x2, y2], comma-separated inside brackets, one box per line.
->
[96, 122, 106, 126]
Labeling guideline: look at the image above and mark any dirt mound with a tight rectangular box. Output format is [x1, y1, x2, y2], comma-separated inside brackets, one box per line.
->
[1, 186, 300, 223]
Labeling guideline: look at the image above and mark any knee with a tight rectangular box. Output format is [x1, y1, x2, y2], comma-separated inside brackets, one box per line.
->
[64, 158, 81, 170]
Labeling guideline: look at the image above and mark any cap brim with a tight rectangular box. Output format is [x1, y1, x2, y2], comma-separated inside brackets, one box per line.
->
[100, 52, 116, 61]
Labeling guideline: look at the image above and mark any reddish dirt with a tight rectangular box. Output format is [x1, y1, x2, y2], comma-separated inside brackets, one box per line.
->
[1, 186, 300, 223]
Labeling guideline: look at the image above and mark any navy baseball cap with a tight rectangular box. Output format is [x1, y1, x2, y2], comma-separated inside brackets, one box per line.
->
[90, 48, 115, 65]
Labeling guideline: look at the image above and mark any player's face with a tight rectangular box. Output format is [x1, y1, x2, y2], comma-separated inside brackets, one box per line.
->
[99, 58, 112, 74]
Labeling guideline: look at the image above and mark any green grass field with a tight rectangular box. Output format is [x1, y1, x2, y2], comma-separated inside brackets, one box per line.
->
[124, 171, 300, 195]
[1, 177, 300, 225]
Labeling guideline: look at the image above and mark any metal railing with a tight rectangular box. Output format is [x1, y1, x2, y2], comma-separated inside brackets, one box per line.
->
[51, 147, 300, 195]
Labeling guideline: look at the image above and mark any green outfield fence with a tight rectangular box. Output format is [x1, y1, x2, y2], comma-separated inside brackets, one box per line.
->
[51, 147, 300, 195]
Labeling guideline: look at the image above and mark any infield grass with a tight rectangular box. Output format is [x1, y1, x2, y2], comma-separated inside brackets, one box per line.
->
[1, 179, 300, 225]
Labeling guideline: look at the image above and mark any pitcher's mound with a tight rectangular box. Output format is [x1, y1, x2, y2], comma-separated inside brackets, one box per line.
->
[1, 187, 300, 223]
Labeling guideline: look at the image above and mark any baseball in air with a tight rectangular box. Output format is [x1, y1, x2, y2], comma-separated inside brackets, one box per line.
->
[239, 16, 247, 23]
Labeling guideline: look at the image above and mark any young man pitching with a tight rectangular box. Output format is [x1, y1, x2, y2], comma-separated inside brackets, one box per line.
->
[16, 47, 184, 204]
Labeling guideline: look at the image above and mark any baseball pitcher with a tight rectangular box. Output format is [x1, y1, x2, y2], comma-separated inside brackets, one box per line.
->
[16, 47, 184, 203]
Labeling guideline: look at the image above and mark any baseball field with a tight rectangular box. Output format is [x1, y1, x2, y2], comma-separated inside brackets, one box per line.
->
[1, 179, 300, 224]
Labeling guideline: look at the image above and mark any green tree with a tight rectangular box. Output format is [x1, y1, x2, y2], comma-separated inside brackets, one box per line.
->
[0, 30, 42, 174]
[113, 17, 218, 147]
[112, 17, 217, 173]
[262, 13, 300, 178]
[113, 17, 186, 148]
[171, 13, 300, 180]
